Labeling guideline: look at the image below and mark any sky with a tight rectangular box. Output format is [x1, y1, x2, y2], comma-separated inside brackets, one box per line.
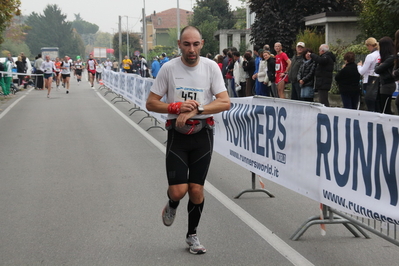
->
[20, 0, 244, 34]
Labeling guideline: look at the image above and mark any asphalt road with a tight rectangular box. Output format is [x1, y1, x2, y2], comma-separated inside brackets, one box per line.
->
[0, 76, 397, 265]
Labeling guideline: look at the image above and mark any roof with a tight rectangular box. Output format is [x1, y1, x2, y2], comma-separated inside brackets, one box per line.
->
[147, 8, 193, 30]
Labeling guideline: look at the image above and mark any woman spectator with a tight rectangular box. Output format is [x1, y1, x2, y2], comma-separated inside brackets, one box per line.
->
[243, 52, 255, 96]
[255, 50, 269, 96]
[15, 56, 26, 86]
[297, 49, 317, 102]
[216, 55, 224, 71]
[335, 52, 361, 109]
[357, 37, 380, 112]
[375, 36, 396, 114]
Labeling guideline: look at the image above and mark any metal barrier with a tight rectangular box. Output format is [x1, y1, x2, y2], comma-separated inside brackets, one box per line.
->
[291, 204, 399, 246]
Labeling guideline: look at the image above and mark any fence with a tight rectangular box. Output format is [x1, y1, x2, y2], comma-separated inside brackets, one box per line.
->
[101, 69, 399, 247]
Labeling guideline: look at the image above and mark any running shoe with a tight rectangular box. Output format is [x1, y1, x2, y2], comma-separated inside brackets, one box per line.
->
[66, 90, 69, 94]
[186, 234, 206, 254]
[161, 203, 176, 226]
[62, 83, 65, 88]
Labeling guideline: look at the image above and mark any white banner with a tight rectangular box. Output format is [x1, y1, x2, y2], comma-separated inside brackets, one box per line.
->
[214, 96, 399, 224]
[103, 70, 399, 225]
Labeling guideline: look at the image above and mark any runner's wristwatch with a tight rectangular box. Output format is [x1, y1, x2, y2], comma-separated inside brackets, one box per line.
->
[197, 106, 204, 114]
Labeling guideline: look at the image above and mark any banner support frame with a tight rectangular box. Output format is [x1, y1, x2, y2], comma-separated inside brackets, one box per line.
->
[234, 172, 275, 199]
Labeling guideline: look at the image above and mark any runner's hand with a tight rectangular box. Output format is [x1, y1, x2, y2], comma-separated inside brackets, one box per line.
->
[180, 100, 199, 113]
[176, 108, 198, 128]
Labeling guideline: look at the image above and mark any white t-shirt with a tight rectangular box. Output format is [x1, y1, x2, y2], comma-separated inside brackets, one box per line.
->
[96, 64, 103, 73]
[357, 50, 380, 83]
[75, 62, 83, 70]
[41, 61, 55, 74]
[104, 61, 112, 70]
[61, 61, 71, 75]
[151, 56, 226, 119]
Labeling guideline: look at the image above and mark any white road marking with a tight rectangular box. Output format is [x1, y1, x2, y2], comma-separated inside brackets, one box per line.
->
[0, 88, 34, 120]
[96, 90, 315, 266]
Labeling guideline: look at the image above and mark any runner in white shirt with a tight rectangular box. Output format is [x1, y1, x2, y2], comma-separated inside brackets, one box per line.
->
[95, 62, 104, 83]
[41, 55, 55, 98]
[61, 56, 72, 94]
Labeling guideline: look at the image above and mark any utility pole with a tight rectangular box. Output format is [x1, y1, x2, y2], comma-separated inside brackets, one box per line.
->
[142, 0, 147, 57]
[118, 16, 122, 66]
[177, 0, 180, 54]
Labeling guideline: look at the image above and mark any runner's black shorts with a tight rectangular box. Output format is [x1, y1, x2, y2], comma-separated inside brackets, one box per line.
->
[62, 74, 70, 79]
[75, 69, 82, 76]
[166, 127, 213, 186]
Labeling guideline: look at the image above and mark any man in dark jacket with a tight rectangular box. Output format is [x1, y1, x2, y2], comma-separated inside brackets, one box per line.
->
[288, 42, 305, 100]
[310, 44, 336, 107]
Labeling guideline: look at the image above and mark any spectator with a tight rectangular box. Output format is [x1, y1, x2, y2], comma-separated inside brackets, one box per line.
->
[221, 48, 229, 89]
[251, 45, 262, 96]
[139, 55, 149, 77]
[357, 37, 380, 112]
[15, 56, 26, 86]
[288, 42, 305, 100]
[112, 60, 119, 72]
[297, 48, 316, 102]
[151, 56, 161, 79]
[2, 58, 13, 97]
[375, 36, 396, 114]
[34, 54, 44, 90]
[256, 50, 270, 96]
[160, 53, 169, 67]
[243, 52, 255, 96]
[264, 51, 276, 97]
[216, 55, 224, 71]
[335, 52, 361, 109]
[104, 58, 112, 71]
[233, 51, 246, 97]
[310, 44, 336, 106]
[274, 42, 291, 99]
[225, 52, 235, 97]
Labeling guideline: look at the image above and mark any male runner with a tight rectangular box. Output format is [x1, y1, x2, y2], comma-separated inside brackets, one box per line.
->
[146, 26, 230, 255]
[74, 59, 83, 84]
[87, 54, 97, 87]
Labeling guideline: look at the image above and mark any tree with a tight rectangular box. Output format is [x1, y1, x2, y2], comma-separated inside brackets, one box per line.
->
[112, 32, 142, 60]
[191, 0, 236, 30]
[94, 32, 112, 47]
[249, 0, 361, 56]
[0, 0, 21, 44]
[359, 0, 399, 40]
[197, 20, 219, 56]
[71, 14, 98, 35]
[377, 0, 399, 14]
[25, 4, 84, 58]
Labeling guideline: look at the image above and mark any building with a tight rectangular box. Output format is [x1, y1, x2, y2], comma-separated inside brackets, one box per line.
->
[145, 8, 193, 50]
[304, 12, 360, 46]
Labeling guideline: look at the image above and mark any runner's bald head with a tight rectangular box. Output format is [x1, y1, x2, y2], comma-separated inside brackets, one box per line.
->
[180, 26, 202, 41]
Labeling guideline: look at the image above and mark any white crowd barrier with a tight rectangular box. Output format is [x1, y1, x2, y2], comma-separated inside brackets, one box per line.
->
[102, 69, 399, 244]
